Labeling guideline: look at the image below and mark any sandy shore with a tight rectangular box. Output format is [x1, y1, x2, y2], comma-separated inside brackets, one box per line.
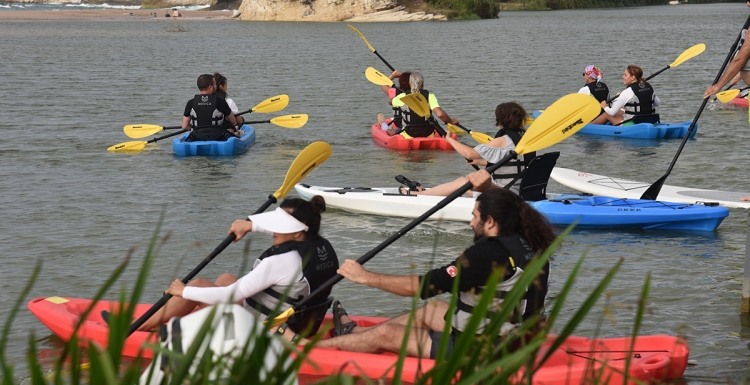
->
[0, 9, 235, 21]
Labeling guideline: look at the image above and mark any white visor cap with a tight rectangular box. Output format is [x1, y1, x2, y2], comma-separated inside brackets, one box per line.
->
[248, 207, 309, 234]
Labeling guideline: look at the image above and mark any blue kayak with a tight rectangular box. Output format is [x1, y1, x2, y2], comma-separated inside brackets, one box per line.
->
[531, 110, 697, 139]
[294, 185, 729, 231]
[172, 125, 256, 156]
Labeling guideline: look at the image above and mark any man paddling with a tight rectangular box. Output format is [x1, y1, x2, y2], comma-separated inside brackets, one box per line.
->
[182, 74, 242, 142]
[276, 170, 555, 358]
[704, 2, 750, 98]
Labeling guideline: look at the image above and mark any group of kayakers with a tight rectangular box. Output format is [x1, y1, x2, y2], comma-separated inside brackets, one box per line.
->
[181, 73, 245, 142]
[577, 64, 660, 126]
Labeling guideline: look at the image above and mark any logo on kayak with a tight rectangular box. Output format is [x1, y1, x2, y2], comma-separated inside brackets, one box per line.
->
[561, 118, 584, 134]
[446, 266, 457, 277]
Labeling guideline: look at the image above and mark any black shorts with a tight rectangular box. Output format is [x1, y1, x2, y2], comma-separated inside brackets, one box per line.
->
[428, 330, 456, 359]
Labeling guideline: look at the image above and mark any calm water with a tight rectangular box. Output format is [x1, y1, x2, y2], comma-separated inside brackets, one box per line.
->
[3, 4, 750, 382]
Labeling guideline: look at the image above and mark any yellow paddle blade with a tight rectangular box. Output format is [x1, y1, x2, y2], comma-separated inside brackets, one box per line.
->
[123, 124, 164, 138]
[515, 93, 600, 155]
[365, 67, 393, 87]
[107, 140, 148, 152]
[273, 141, 332, 199]
[716, 88, 741, 103]
[670, 43, 705, 67]
[524, 116, 535, 127]
[265, 307, 295, 327]
[269, 114, 308, 128]
[446, 123, 465, 134]
[348, 24, 375, 52]
[401, 93, 431, 118]
[470, 131, 493, 144]
[252, 94, 289, 113]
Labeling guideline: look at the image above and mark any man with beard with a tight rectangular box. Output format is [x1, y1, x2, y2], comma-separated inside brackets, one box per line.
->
[276, 170, 556, 358]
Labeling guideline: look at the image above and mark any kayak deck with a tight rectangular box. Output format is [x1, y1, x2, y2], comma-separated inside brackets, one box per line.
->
[370, 124, 457, 150]
[28, 297, 688, 384]
[294, 184, 728, 230]
[172, 125, 256, 156]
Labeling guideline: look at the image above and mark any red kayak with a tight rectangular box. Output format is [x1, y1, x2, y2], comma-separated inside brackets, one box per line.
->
[28, 296, 688, 384]
[731, 96, 748, 108]
[370, 124, 457, 150]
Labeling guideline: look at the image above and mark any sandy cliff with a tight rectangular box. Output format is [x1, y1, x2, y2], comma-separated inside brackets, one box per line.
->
[237, 0, 445, 21]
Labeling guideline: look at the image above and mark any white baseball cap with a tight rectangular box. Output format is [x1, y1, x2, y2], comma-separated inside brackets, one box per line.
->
[248, 207, 309, 234]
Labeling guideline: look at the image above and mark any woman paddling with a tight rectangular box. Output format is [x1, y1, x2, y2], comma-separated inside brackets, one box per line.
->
[596, 64, 660, 126]
[376, 70, 411, 135]
[136, 196, 340, 333]
[401, 102, 532, 196]
[578, 65, 611, 124]
[214, 72, 245, 132]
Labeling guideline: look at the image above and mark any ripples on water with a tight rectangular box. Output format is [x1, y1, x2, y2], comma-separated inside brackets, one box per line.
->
[3, 4, 750, 383]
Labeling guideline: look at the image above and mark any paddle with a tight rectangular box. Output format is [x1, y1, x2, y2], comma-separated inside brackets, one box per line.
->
[127, 141, 332, 335]
[640, 22, 748, 200]
[243, 114, 309, 129]
[270, 93, 602, 326]
[365, 67, 402, 92]
[447, 123, 493, 144]
[716, 86, 750, 104]
[348, 25, 396, 72]
[607, 44, 706, 103]
[123, 94, 290, 138]
[107, 129, 188, 152]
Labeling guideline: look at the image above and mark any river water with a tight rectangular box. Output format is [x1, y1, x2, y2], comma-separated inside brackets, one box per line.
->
[3, 3, 750, 383]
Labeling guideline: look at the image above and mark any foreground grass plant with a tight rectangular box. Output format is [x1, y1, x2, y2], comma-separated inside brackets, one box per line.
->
[1, 223, 658, 385]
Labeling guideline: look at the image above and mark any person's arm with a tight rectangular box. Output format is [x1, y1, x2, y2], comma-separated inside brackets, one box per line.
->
[182, 101, 192, 129]
[467, 169, 498, 192]
[338, 259, 420, 297]
[705, 41, 750, 98]
[603, 88, 633, 116]
[446, 136, 481, 159]
[433, 107, 458, 125]
[181, 115, 190, 130]
[653, 93, 660, 108]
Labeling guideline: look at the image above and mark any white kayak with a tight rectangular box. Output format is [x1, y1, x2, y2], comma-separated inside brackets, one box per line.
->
[295, 184, 729, 230]
[551, 167, 750, 209]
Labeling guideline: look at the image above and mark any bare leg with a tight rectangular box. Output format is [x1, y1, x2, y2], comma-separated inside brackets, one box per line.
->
[740, 196, 750, 201]
[138, 275, 237, 331]
[412, 177, 473, 197]
[345, 300, 449, 334]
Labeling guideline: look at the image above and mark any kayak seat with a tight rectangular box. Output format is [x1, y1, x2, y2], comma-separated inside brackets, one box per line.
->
[519, 152, 560, 202]
[286, 296, 333, 338]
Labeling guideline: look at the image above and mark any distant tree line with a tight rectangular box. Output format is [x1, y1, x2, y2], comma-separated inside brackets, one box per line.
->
[505, 0, 744, 10]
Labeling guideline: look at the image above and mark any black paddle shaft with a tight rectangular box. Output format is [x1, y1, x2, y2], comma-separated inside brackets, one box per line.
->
[640, 14, 750, 200]
[292, 152, 517, 310]
[148, 129, 188, 143]
[127, 195, 278, 335]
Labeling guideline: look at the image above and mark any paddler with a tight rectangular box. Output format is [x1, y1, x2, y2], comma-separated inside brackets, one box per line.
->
[704, 2, 750, 99]
[276, 170, 554, 358]
[182, 74, 242, 142]
[598, 64, 660, 126]
[134, 196, 340, 335]
[390, 72, 459, 139]
[578, 65, 613, 124]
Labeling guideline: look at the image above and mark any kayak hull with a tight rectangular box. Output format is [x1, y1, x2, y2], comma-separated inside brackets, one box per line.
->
[172, 125, 256, 156]
[732, 96, 748, 108]
[28, 297, 689, 384]
[294, 184, 728, 230]
[551, 167, 750, 209]
[370, 124, 457, 150]
[578, 121, 697, 139]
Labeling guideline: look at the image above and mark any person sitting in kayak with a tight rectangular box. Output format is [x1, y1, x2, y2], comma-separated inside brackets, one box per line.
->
[213, 72, 245, 131]
[182, 74, 242, 142]
[276, 171, 554, 358]
[578, 65, 611, 123]
[136, 196, 340, 333]
[597, 64, 660, 126]
[390, 72, 459, 138]
[400, 102, 533, 195]
[376, 70, 411, 133]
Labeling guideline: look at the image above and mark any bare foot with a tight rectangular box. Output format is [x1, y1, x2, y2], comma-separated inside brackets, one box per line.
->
[741, 196, 750, 201]
[377, 112, 386, 125]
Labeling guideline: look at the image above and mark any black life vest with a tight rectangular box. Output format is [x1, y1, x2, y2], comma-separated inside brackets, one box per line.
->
[189, 94, 228, 141]
[489, 128, 535, 187]
[585, 81, 610, 103]
[452, 234, 548, 334]
[244, 238, 340, 315]
[391, 88, 404, 128]
[625, 82, 655, 115]
[400, 90, 435, 138]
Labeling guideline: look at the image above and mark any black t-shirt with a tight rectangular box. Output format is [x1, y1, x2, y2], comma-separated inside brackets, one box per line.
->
[183, 95, 232, 118]
[418, 237, 517, 300]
